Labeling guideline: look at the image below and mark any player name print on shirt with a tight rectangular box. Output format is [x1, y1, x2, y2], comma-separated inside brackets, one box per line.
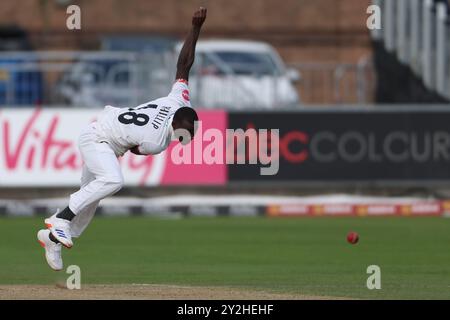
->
[152, 106, 171, 129]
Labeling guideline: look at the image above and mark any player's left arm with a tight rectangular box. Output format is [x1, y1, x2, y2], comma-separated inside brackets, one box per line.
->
[129, 141, 163, 156]
[175, 7, 207, 81]
[129, 146, 143, 155]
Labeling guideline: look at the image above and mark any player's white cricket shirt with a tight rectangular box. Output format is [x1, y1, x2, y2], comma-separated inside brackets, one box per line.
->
[94, 80, 191, 156]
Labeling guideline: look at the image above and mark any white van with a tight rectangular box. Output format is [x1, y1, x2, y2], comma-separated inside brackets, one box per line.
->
[176, 40, 300, 109]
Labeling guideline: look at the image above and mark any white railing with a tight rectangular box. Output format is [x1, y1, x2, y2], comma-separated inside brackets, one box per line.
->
[0, 50, 374, 108]
[375, 0, 450, 100]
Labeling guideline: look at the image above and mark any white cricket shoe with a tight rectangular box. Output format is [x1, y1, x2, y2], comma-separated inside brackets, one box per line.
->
[37, 229, 63, 271]
[45, 210, 73, 249]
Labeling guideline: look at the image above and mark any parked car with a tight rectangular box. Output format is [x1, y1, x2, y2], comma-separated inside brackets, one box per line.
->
[175, 40, 301, 109]
[55, 36, 176, 108]
[56, 39, 300, 109]
[56, 58, 135, 107]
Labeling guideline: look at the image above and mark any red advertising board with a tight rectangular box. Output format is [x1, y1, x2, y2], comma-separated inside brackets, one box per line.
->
[0, 108, 227, 186]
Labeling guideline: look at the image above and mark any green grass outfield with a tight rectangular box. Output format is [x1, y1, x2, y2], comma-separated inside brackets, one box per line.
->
[1, 216, 450, 299]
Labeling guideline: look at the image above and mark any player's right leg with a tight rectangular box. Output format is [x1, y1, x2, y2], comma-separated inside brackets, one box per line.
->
[45, 164, 98, 248]
[68, 136, 124, 217]
[46, 124, 123, 247]
[70, 164, 100, 238]
[38, 164, 98, 270]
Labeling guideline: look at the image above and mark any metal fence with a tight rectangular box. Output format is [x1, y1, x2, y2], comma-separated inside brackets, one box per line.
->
[0, 50, 374, 108]
[288, 57, 374, 105]
[373, 0, 450, 100]
[0, 51, 174, 108]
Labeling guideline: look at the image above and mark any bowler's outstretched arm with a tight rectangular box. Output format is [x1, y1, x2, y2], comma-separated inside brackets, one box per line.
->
[175, 7, 207, 81]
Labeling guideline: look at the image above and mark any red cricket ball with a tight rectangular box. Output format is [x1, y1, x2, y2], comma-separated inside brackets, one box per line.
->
[347, 231, 359, 244]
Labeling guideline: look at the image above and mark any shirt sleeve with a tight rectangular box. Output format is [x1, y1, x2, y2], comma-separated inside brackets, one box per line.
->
[168, 79, 192, 107]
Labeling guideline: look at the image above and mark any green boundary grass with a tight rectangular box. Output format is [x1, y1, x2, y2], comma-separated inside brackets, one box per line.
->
[1, 216, 449, 299]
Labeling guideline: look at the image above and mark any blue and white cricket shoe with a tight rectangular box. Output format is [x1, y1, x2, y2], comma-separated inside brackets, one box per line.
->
[37, 229, 63, 271]
[45, 210, 73, 249]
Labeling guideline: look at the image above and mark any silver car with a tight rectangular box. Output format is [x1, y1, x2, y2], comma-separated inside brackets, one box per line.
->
[175, 40, 300, 109]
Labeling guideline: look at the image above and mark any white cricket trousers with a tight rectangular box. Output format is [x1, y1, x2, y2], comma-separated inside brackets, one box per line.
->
[69, 123, 124, 237]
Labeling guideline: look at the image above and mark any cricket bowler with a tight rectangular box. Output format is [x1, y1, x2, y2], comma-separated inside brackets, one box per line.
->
[37, 7, 208, 271]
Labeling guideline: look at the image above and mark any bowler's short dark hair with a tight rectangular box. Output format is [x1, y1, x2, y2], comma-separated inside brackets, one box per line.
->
[174, 107, 198, 125]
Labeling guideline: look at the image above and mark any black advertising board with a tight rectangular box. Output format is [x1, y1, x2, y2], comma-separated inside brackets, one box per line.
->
[227, 108, 450, 185]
